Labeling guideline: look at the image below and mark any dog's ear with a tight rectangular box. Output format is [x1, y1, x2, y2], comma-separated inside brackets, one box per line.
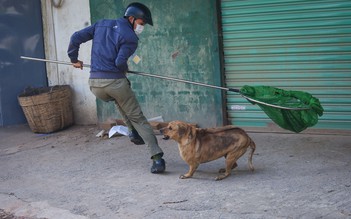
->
[178, 124, 188, 136]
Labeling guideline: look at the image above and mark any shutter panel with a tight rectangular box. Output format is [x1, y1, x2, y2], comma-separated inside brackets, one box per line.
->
[221, 0, 351, 132]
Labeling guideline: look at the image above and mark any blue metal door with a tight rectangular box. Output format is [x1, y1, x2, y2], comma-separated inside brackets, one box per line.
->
[0, 0, 47, 126]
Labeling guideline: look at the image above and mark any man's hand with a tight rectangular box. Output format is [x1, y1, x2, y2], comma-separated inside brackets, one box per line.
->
[72, 60, 83, 69]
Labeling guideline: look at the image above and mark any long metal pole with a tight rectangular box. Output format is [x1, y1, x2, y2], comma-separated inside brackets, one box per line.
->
[20, 56, 309, 110]
[20, 56, 91, 68]
[20, 56, 236, 92]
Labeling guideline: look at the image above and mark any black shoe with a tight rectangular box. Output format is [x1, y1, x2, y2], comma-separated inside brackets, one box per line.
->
[128, 129, 145, 145]
[151, 159, 166, 173]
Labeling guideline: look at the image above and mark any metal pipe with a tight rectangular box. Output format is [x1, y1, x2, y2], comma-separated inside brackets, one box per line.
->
[127, 70, 233, 92]
[20, 56, 91, 68]
[20, 56, 234, 92]
[20, 56, 309, 110]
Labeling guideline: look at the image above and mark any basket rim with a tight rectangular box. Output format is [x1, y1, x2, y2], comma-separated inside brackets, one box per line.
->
[18, 85, 70, 98]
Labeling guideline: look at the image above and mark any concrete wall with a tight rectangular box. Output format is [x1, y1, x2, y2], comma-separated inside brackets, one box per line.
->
[41, 0, 224, 127]
[91, 0, 224, 127]
[41, 0, 97, 125]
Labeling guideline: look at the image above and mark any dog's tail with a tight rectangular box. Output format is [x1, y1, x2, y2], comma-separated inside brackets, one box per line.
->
[248, 137, 256, 171]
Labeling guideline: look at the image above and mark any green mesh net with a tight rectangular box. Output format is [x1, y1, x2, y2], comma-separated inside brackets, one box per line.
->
[239, 85, 324, 133]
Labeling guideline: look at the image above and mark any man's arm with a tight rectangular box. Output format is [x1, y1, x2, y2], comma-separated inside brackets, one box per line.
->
[67, 24, 96, 63]
[115, 38, 138, 72]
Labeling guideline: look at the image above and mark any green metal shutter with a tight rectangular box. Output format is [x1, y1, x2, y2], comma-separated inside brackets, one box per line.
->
[221, 0, 351, 132]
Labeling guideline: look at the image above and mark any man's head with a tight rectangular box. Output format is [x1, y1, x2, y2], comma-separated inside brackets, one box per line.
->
[124, 2, 153, 34]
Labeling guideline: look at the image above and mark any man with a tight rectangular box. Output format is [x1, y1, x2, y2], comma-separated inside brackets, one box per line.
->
[67, 2, 165, 173]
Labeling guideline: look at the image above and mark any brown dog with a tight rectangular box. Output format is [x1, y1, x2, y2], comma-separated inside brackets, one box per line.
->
[163, 120, 256, 180]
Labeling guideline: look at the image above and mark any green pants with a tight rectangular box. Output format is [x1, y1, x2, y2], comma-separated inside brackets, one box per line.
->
[89, 78, 163, 158]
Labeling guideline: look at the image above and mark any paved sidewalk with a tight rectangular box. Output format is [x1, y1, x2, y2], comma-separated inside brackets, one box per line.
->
[0, 125, 350, 219]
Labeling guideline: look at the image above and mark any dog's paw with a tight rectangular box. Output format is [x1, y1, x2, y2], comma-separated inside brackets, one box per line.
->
[179, 174, 190, 179]
[215, 175, 226, 181]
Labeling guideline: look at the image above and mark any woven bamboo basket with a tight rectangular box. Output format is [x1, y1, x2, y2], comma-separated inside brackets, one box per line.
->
[18, 85, 74, 133]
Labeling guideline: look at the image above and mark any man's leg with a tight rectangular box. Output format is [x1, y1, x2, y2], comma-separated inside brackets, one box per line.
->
[89, 79, 144, 145]
[106, 79, 165, 173]
[114, 100, 133, 129]
[114, 100, 145, 145]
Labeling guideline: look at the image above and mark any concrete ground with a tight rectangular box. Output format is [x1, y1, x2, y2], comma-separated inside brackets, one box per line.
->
[0, 124, 350, 219]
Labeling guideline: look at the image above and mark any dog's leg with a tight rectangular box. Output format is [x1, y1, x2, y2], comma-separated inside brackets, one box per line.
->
[180, 164, 199, 179]
[248, 138, 256, 171]
[219, 162, 238, 173]
[216, 148, 247, 181]
[216, 158, 237, 181]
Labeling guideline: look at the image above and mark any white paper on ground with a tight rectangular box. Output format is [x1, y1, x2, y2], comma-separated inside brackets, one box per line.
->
[109, 125, 129, 138]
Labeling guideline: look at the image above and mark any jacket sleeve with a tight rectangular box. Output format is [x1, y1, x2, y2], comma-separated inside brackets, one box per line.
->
[115, 37, 138, 72]
[67, 24, 95, 63]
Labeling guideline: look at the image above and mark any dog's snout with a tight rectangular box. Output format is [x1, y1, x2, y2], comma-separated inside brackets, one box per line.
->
[160, 127, 170, 140]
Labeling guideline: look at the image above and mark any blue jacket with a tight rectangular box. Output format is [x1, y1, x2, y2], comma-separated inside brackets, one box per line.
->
[67, 18, 138, 79]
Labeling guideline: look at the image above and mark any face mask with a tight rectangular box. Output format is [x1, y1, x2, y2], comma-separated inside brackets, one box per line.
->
[134, 24, 144, 35]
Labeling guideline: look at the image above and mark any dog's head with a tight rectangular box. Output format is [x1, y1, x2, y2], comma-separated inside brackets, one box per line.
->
[162, 120, 196, 143]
